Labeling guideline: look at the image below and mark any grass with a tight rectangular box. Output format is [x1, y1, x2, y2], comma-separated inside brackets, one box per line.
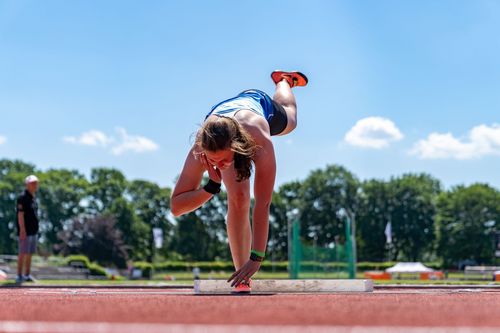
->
[2, 274, 499, 287]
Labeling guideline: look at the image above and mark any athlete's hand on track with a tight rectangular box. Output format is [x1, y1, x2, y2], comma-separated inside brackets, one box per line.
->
[200, 153, 222, 183]
[227, 259, 261, 287]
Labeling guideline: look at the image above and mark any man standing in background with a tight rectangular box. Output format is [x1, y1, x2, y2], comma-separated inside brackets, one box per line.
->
[16, 175, 40, 284]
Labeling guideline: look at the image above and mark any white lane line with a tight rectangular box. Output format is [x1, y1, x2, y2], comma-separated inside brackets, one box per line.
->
[0, 322, 499, 333]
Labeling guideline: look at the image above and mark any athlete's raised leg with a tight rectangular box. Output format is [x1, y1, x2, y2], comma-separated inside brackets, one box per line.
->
[271, 71, 308, 135]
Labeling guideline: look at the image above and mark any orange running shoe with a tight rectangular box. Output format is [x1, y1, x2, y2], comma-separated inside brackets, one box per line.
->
[271, 70, 308, 88]
[232, 279, 252, 294]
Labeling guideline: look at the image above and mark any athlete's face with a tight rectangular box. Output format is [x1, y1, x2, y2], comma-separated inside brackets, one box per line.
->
[204, 149, 234, 170]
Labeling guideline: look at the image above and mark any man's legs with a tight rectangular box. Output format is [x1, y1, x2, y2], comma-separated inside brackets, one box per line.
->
[221, 166, 252, 270]
[23, 236, 38, 281]
[24, 254, 33, 276]
[17, 235, 28, 281]
[17, 253, 25, 277]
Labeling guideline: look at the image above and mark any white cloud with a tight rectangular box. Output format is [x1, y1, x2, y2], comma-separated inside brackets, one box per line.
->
[344, 117, 404, 149]
[411, 124, 500, 160]
[63, 130, 112, 147]
[111, 127, 159, 155]
[64, 128, 159, 155]
[0, 136, 6, 145]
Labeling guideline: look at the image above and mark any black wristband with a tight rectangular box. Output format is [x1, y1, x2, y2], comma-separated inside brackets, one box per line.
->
[203, 179, 221, 194]
[250, 252, 264, 262]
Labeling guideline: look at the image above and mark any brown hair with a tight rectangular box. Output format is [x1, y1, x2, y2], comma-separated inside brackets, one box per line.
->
[195, 116, 258, 182]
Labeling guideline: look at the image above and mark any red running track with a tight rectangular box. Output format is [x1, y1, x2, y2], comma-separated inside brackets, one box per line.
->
[1, 287, 500, 331]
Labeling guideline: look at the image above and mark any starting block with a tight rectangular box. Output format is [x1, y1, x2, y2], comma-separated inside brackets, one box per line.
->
[194, 279, 373, 294]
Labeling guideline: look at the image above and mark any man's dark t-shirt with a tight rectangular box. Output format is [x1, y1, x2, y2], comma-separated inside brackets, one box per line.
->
[16, 190, 39, 236]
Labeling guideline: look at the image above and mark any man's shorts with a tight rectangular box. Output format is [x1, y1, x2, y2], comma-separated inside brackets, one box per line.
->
[18, 235, 37, 254]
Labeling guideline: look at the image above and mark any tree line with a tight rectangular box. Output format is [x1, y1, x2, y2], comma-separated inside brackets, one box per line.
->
[1, 159, 499, 268]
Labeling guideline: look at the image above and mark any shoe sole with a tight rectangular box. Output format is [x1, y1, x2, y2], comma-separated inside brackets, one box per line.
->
[271, 70, 308, 87]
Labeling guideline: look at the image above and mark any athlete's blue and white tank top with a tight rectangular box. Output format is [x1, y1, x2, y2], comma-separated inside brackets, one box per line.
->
[205, 89, 275, 124]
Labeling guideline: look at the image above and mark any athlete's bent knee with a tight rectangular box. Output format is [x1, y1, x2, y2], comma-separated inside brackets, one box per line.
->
[228, 191, 250, 210]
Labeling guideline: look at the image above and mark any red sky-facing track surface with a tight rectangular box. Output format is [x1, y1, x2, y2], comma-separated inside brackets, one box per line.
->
[1, 287, 500, 328]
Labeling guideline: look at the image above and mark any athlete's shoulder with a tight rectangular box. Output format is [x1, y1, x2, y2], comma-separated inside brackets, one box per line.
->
[236, 112, 271, 139]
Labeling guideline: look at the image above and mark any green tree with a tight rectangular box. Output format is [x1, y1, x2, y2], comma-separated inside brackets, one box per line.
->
[269, 181, 302, 261]
[436, 184, 500, 267]
[87, 168, 127, 213]
[171, 185, 229, 261]
[388, 174, 441, 261]
[127, 180, 173, 261]
[195, 189, 229, 261]
[37, 169, 89, 250]
[357, 179, 392, 261]
[106, 197, 150, 261]
[86, 168, 151, 261]
[172, 212, 212, 261]
[299, 165, 359, 247]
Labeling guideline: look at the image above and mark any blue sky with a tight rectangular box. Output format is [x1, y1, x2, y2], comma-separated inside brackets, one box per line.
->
[1, 0, 499, 190]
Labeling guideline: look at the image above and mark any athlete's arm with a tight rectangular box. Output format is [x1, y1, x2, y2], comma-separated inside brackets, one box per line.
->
[251, 137, 276, 254]
[227, 136, 276, 287]
[18, 212, 27, 240]
[171, 147, 216, 217]
[17, 198, 27, 240]
[234, 113, 276, 252]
